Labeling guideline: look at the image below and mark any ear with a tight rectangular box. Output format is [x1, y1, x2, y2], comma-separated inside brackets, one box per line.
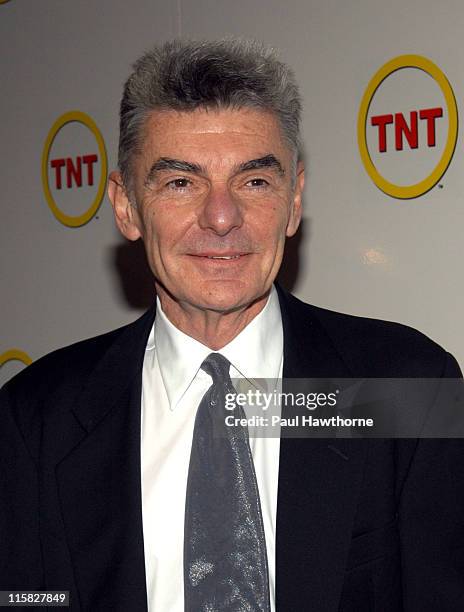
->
[286, 161, 304, 237]
[107, 171, 143, 241]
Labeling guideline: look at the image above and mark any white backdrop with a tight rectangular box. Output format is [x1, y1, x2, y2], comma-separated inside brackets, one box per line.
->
[2, 0, 463, 385]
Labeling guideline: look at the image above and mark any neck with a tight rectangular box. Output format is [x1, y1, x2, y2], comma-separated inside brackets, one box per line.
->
[156, 285, 270, 350]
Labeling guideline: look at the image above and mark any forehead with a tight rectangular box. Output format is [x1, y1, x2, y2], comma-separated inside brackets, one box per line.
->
[138, 107, 289, 163]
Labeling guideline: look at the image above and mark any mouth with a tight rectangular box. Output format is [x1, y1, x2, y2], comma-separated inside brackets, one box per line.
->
[189, 253, 249, 260]
[203, 255, 241, 260]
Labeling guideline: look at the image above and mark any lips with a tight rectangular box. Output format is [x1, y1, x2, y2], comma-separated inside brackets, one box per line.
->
[204, 255, 241, 260]
[189, 253, 248, 259]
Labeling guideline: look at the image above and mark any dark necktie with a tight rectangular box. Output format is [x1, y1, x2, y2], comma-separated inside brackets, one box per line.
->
[184, 352, 271, 611]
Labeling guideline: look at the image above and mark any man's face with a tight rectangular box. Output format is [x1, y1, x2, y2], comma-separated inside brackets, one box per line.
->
[110, 107, 304, 314]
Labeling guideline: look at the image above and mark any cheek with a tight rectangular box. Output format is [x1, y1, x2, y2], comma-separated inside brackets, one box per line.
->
[252, 195, 291, 227]
[256, 212, 288, 247]
[143, 208, 184, 250]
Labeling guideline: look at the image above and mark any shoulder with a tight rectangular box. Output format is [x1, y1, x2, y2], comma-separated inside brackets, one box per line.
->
[2, 305, 155, 408]
[1, 306, 155, 458]
[0, 327, 118, 458]
[278, 286, 460, 377]
[4, 327, 123, 399]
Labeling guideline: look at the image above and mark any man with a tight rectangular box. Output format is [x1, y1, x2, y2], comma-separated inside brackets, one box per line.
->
[1, 39, 463, 611]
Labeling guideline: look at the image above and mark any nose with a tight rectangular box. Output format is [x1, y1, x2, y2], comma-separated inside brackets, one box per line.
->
[197, 185, 244, 235]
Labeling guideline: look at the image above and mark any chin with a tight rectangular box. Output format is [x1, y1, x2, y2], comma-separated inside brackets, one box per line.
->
[188, 280, 267, 313]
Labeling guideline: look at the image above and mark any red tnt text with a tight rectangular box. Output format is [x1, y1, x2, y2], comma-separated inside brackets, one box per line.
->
[50, 154, 98, 189]
[370, 107, 443, 153]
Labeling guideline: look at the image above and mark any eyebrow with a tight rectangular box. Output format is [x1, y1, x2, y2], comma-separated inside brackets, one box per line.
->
[236, 154, 285, 176]
[144, 153, 285, 187]
[144, 157, 204, 186]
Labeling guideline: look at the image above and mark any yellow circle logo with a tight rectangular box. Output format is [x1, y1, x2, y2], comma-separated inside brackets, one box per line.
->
[0, 349, 32, 368]
[358, 55, 458, 199]
[41, 111, 108, 227]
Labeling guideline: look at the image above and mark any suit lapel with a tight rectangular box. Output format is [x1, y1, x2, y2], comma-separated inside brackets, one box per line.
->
[53, 307, 155, 611]
[275, 286, 368, 611]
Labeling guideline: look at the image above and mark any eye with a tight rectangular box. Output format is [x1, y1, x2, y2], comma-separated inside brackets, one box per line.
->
[245, 178, 269, 189]
[167, 178, 192, 190]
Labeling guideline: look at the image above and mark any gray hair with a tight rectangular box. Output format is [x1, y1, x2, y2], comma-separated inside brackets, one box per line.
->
[118, 38, 302, 192]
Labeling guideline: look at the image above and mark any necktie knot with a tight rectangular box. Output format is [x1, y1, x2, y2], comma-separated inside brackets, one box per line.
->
[200, 352, 232, 385]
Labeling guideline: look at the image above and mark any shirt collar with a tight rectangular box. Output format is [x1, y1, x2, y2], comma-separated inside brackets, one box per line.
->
[147, 285, 283, 410]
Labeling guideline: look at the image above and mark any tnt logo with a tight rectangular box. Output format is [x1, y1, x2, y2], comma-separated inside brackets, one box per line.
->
[358, 55, 458, 199]
[0, 349, 32, 387]
[42, 111, 107, 227]
[371, 107, 443, 153]
[50, 155, 99, 189]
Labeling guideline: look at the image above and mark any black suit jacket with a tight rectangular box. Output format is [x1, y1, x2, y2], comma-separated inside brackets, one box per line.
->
[1, 285, 463, 611]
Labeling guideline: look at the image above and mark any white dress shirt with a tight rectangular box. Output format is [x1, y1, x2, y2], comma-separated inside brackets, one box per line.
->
[141, 285, 283, 611]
